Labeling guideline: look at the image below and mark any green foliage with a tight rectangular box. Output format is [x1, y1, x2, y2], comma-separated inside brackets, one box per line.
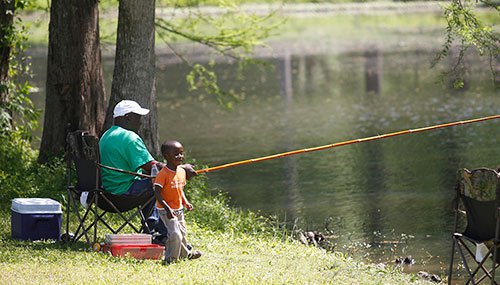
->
[22, 0, 48, 11]
[433, 0, 499, 87]
[156, 1, 280, 107]
[1, 0, 40, 140]
[0, 132, 66, 206]
[0, 1, 45, 206]
[186, 63, 240, 108]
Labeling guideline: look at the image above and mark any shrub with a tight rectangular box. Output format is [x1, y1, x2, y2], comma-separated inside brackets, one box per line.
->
[0, 131, 66, 208]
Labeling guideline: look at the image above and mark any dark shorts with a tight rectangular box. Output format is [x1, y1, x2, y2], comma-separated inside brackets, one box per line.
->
[98, 178, 154, 213]
[124, 178, 153, 196]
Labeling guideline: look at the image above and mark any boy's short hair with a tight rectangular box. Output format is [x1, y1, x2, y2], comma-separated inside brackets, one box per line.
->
[161, 140, 182, 154]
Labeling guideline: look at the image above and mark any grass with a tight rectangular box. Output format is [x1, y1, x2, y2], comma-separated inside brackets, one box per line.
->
[0, 211, 435, 284]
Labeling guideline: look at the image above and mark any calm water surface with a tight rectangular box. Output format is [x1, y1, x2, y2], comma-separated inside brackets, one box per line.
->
[30, 38, 499, 279]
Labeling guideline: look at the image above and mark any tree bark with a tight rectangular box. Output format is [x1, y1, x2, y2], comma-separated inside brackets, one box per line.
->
[38, 0, 106, 163]
[104, 0, 159, 155]
[0, 0, 15, 127]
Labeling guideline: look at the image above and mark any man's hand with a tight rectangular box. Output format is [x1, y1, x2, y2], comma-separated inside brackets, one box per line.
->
[181, 163, 198, 179]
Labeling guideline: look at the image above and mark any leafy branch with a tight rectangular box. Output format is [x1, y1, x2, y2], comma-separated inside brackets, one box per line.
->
[1, 0, 39, 138]
[433, 0, 499, 87]
[155, 4, 279, 107]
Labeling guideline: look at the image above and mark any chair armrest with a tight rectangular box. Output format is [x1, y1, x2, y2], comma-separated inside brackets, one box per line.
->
[97, 163, 153, 179]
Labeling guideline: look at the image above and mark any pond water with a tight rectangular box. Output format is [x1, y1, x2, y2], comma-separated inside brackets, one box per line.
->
[154, 48, 499, 279]
[28, 29, 499, 280]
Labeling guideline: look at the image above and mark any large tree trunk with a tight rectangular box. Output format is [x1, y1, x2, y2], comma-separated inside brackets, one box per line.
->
[0, 0, 15, 128]
[104, 0, 159, 155]
[38, 0, 106, 163]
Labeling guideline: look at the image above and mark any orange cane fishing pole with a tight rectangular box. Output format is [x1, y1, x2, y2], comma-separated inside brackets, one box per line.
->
[196, 114, 500, 174]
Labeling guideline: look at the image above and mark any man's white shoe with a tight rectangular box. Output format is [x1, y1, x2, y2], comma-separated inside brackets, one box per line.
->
[80, 191, 89, 208]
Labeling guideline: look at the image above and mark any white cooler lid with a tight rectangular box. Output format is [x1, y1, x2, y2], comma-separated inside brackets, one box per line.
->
[11, 198, 62, 214]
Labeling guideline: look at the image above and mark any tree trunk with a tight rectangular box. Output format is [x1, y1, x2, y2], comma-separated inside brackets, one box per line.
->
[104, 0, 159, 155]
[0, 0, 15, 127]
[38, 0, 106, 163]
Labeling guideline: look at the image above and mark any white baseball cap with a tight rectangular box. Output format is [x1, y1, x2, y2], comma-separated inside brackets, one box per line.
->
[113, 100, 150, 118]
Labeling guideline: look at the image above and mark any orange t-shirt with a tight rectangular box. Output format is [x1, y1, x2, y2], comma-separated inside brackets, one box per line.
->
[154, 166, 186, 210]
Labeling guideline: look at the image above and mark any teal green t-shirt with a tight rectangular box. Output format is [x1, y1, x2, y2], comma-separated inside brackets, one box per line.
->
[99, 125, 154, 195]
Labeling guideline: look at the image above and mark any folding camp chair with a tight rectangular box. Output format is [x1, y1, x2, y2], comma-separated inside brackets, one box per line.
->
[448, 168, 500, 285]
[63, 130, 155, 247]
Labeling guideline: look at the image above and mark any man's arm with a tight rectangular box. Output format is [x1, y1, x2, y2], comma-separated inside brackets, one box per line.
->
[140, 160, 167, 175]
[141, 161, 153, 174]
[181, 163, 198, 180]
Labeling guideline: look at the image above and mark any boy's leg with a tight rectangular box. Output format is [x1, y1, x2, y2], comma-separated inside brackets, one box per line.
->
[158, 208, 183, 263]
[176, 212, 190, 258]
[177, 212, 201, 260]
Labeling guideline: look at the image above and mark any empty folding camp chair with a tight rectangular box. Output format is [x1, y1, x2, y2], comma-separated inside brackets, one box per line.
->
[63, 131, 155, 246]
[448, 168, 500, 285]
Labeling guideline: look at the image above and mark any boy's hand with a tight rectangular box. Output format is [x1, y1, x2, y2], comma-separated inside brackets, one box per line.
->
[184, 202, 193, 211]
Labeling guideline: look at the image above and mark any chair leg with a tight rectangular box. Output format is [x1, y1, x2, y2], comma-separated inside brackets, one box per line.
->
[470, 252, 496, 284]
[93, 192, 99, 245]
[72, 206, 93, 245]
[68, 191, 157, 247]
[99, 194, 142, 233]
[137, 204, 149, 233]
[466, 245, 498, 284]
[456, 240, 477, 285]
[455, 238, 498, 285]
[449, 236, 457, 285]
[67, 189, 93, 245]
[493, 209, 500, 285]
[74, 209, 107, 242]
[65, 188, 71, 238]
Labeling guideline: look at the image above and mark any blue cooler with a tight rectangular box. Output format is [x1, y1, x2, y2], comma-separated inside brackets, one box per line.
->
[11, 198, 62, 241]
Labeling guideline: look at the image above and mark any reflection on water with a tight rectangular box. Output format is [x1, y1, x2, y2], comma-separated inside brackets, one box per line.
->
[155, 48, 498, 279]
[29, 45, 498, 279]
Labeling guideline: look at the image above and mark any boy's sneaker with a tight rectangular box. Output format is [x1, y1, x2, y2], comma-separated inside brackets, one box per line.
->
[188, 250, 202, 260]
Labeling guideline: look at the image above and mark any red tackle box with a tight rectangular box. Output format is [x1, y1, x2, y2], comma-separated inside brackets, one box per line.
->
[101, 244, 165, 260]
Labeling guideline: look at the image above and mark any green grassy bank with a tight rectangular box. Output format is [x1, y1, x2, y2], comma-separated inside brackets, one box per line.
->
[0, 134, 436, 284]
[0, 218, 435, 284]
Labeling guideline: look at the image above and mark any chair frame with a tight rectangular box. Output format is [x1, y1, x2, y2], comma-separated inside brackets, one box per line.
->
[448, 168, 500, 285]
[63, 130, 155, 246]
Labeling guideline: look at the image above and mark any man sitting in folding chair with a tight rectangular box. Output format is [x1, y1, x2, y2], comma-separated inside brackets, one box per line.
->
[99, 100, 196, 244]
[448, 168, 500, 285]
[65, 130, 153, 245]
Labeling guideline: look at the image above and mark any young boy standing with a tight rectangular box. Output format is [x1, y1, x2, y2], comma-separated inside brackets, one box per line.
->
[154, 140, 201, 264]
